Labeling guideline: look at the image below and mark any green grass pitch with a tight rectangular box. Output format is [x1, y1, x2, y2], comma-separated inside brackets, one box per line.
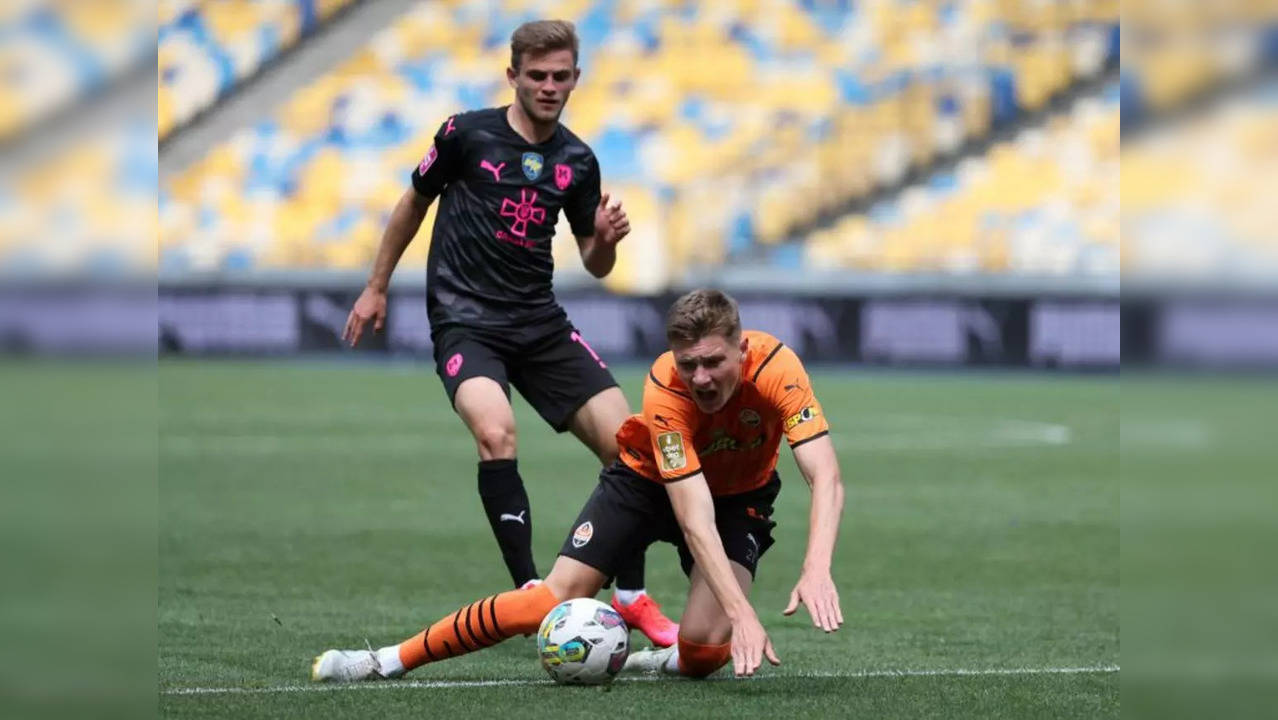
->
[159, 361, 1118, 718]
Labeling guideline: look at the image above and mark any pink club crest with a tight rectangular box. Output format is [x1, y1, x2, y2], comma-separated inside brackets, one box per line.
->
[445, 353, 464, 377]
[554, 164, 572, 190]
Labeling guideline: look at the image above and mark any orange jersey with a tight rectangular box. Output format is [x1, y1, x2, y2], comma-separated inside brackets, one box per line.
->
[616, 330, 829, 496]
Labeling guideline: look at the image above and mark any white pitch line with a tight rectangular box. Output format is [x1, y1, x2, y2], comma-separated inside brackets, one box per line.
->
[161, 664, 1119, 696]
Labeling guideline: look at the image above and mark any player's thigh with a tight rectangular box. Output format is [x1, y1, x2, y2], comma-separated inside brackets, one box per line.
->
[566, 386, 631, 464]
[433, 328, 511, 410]
[556, 463, 664, 582]
[510, 325, 618, 434]
[454, 377, 518, 459]
[679, 562, 755, 645]
[544, 555, 608, 600]
[674, 475, 781, 580]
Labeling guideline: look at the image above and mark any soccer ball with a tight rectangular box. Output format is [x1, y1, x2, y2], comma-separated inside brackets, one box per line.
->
[537, 598, 630, 685]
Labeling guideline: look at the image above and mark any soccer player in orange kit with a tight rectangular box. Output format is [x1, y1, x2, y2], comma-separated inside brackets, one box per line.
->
[315, 289, 845, 681]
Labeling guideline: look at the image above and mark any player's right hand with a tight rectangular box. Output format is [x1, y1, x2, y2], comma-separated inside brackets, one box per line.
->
[342, 286, 387, 347]
[730, 609, 781, 677]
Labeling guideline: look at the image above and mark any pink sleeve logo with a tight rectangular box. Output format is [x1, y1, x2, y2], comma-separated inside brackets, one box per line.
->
[444, 115, 456, 135]
[445, 352, 464, 377]
[418, 145, 438, 174]
[554, 164, 572, 190]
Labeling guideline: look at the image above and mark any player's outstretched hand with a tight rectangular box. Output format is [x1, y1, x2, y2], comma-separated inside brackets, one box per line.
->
[342, 286, 387, 348]
[595, 191, 630, 245]
[730, 609, 781, 677]
[783, 567, 843, 633]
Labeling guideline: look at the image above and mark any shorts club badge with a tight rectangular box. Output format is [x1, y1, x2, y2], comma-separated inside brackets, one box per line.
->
[571, 521, 593, 548]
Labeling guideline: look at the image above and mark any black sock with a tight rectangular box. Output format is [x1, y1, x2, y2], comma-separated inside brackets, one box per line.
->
[477, 459, 538, 587]
[614, 547, 645, 592]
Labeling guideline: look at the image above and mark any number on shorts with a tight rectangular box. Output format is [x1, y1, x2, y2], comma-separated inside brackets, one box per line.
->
[570, 331, 607, 369]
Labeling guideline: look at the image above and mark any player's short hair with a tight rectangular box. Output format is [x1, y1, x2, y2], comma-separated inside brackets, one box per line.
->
[510, 20, 579, 70]
[666, 289, 742, 347]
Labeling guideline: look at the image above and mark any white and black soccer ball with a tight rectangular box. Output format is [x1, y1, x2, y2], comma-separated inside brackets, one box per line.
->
[537, 598, 630, 685]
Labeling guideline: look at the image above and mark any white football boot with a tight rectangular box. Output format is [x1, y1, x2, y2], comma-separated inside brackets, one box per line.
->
[621, 645, 678, 675]
[311, 647, 396, 682]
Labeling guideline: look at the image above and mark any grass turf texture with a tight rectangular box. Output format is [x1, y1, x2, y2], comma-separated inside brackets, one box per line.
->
[159, 361, 1118, 718]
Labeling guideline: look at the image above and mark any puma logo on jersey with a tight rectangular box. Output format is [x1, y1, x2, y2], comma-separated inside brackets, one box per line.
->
[500, 510, 527, 525]
[480, 159, 506, 182]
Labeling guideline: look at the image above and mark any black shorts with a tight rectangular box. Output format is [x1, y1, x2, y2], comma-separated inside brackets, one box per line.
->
[431, 318, 619, 432]
[558, 461, 781, 579]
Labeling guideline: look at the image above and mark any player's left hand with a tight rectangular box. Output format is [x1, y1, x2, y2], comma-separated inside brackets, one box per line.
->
[783, 568, 843, 633]
[594, 191, 630, 245]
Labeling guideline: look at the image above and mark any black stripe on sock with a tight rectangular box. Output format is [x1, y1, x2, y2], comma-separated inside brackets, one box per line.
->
[423, 627, 438, 663]
[452, 609, 476, 652]
[475, 598, 496, 643]
[488, 594, 504, 637]
[464, 603, 486, 648]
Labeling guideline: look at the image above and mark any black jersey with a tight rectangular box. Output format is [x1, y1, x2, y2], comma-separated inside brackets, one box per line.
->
[410, 107, 602, 328]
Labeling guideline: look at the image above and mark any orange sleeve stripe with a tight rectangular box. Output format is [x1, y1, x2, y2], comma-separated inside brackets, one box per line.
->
[789, 430, 829, 449]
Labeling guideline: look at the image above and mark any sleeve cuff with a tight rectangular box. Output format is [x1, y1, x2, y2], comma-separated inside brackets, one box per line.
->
[660, 468, 702, 483]
[788, 430, 829, 450]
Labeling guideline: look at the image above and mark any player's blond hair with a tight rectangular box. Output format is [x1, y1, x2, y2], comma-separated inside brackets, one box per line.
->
[510, 20, 579, 70]
[666, 289, 742, 346]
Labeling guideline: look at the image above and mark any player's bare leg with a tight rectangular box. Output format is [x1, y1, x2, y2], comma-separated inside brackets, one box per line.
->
[567, 386, 629, 464]
[454, 377, 541, 588]
[569, 387, 680, 646]
[312, 557, 608, 682]
[623, 562, 753, 677]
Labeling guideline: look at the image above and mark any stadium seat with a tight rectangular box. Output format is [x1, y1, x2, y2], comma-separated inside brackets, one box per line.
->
[158, 0, 360, 138]
[160, 0, 1123, 289]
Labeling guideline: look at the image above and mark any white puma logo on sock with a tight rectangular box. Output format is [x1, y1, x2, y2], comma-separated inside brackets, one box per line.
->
[500, 510, 527, 525]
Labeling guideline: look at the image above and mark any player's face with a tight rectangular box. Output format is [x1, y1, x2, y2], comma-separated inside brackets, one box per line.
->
[672, 333, 749, 414]
[507, 49, 579, 125]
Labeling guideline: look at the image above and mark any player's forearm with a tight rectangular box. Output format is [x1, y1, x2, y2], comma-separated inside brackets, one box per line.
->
[678, 511, 754, 620]
[367, 191, 431, 291]
[802, 471, 844, 572]
[579, 237, 616, 278]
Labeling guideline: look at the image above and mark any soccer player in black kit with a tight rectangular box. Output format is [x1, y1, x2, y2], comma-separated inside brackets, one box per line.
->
[341, 20, 678, 646]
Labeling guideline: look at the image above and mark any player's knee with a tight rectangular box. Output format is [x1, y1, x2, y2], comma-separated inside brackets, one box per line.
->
[676, 636, 732, 679]
[474, 423, 516, 460]
[545, 557, 606, 600]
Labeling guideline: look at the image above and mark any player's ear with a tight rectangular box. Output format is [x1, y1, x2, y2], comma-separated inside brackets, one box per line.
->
[738, 334, 749, 356]
[506, 65, 517, 88]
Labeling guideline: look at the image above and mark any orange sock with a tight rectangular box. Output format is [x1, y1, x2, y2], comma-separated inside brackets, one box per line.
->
[397, 583, 559, 671]
[676, 636, 732, 678]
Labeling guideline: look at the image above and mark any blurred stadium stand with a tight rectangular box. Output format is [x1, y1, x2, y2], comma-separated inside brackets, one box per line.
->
[157, 0, 1122, 294]
[159, 0, 362, 139]
[0, 1, 155, 280]
[0, 120, 157, 277]
[0, 0, 153, 142]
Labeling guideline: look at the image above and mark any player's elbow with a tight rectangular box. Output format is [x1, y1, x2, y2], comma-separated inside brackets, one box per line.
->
[582, 251, 613, 278]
